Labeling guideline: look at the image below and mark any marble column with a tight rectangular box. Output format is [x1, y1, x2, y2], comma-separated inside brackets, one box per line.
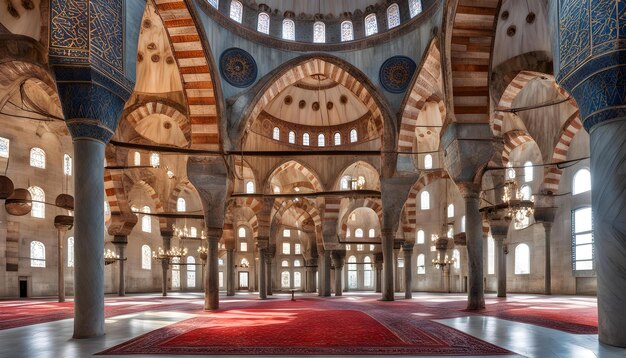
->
[332, 251, 345, 296]
[305, 258, 318, 293]
[226, 248, 235, 296]
[54, 220, 71, 303]
[462, 186, 485, 309]
[543, 222, 552, 295]
[494, 235, 507, 298]
[258, 246, 267, 299]
[204, 231, 221, 310]
[113, 236, 127, 297]
[72, 139, 106, 338]
[393, 247, 401, 292]
[265, 249, 274, 295]
[319, 249, 331, 296]
[402, 243, 414, 299]
[161, 236, 171, 297]
[381, 229, 395, 301]
[374, 253, 383, 293]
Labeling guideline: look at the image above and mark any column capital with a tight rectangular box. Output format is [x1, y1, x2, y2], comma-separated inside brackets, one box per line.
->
[458, 183, 481, 199]
[402, 243, 414, 252]
[112, 235, 128, 245]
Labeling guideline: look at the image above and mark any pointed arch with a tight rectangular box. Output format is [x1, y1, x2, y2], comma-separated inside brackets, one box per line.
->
[338, 198, 383, 239]
[401, 169, 450, 236]
[125, 101, 191, 145]
[541, 110, 583, 194]
[265, 160, 324, 193]
[502, 129, 536, 165]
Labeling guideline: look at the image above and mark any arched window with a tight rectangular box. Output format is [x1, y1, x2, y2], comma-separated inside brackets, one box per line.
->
[514, 244, 530, 274]
[340, 176, 350, 190]
[348, 255, 357, 289]
[288, 131, 296, 144]
[461, 215, 466, 232]
[424, 154, 433, 169]
[30, 241, 45, 267]
[572, 207, 593, 271]
[387, 4, 401, 29]
[190, 226, 198, 237]
[177, 198, 186, 212]
[334, 132, 341, 145]
[506, 162, 516, 179]
[186, 256, 196, 288]
[282, 242, 290, 254]
[172, 257, 180, 288]
[364, 14, 378, 36]
[282, 19, 295, 40]
[520, 185, 532, 200]
[350, 129, 358, 143]
[294, 259, 301, 267]
[447, 203, 454, 218]
[487, 233, 495, 274]
[272, 127, 280, 140]
[141, 206, 151, 233]
[318, 133, 325, 147]
[238, 226, 246, 238]
[281, 260, 289, 267]
[294, 271, 302, 288]
[281, 271, 290, 288]
[150, 152, 160, 167]
[245, 180, 255, 194]
[340, 20, 353, 41]
[363, 256, 372, 287]
[302, 133, 310, 146]
[67, 237, 74, 267]
[573, 168, 591, 195]
[28, 186, 45, 218]
[417, 229, 425, 244]
[208, 0, 218, 8]
[355, 228, 364, 238]
[409, 0, 423, 18]
[417, 253, 425, 274]
[0, 137, 9, 158]
[313, 21, 325, 43]
[453, 249, 460, 269]
[257, 12, 270, 34]
[368, 228, 375, 238]
[63, 154, 72, 176]
[142, 245, 152, 270]
[134, 151, 141, 166]
[230, 0, 243, 23]
[346, 228, 351, 238]
[420, 191, 430, 210]
[30, 147, 45, 168]
[524, 161, 533, 182]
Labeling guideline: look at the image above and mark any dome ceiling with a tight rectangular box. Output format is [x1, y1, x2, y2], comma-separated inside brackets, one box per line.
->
[263, 75, 369, 127]
[259, 0, 386, 16]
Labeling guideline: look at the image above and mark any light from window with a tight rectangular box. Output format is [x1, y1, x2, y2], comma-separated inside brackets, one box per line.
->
[30, 241, 45, 267]
[63, 154, 72, 176]
[241, 258, 249, 267]
[240, 242, 248, 252]
[487, 233, 494, 274]
[177, 198, 186, 212]
[190, 226, 197, 237]
[294, 259, 301, 267]
[424, 154, 432, 169]
[303, 133, 310, 146]
[230, 0, 243, 23]
[368, 228, 375, 238]
[364, 256, 372, 286]
[219, 271, 224, 287]
[420, 191, 430, 210]
[318, 133, 325, 147]
[573, 169, 591, 195]
[28, 186, 45, 218]
[141, 206, 151, 233]
[238, 226, 246, 238]
[370, 244, 375, 251]
[409, 0, 422, 18]
[283, 229, 291, 237]
[172, 257, 180, 288]
[208, 0, 218, 8]
[294, 271, 301, 287]
[387, 4, 400, 29]
[272, 127, 280, 140]
[506, 162, 516, 179]
[257, 12, 270, 34]
[150, 152, 160, 167]
[219, 258, 224, 265]
[67, 237, 74, 267]
[520, 185, 531, 200]
[524, 161, 533, 182]
[364, 14, 378, 36]
[447, 203, 454, 218]
[417, 253, 425, 274]
[30, 147, 45, 168]
[334, 132, 341, 145]
[514, 243, 530, 274]
[282, 19, 295, 40]
[281, 259, 289, 267]
[340, 176, 350, 190]
[453, 249, 460, 269]
[447, 224, 454, 238]
[313, 21, 325, 43]
[348, 255, 357, 288]
[346, 244, 352, 250]
[282, 242, 290, 254]
[461, 215, 466, 232]
[288, 131, 296, 144]
[245, 180, 255, 194]
[355, 244, 363, 251]
[295, 243, 301, 254]
[142, 245, 151, 269]
[417, 229, 424, 244]
[355, 228, 363, 238]
[341, 21, 353, 41]
[187, 256, 196, 288]
[133, 151, 141, 166]
[350, 129, 358, 143]
[0, 137, 9, 158]
[514, 215, 530, 230]
[346, 229, 351, 238]
[281, 271, 290, 288]
[573, 207, 593, 271]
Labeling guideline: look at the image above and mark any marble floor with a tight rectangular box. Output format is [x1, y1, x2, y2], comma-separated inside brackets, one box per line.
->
[0, 292, 624, 358]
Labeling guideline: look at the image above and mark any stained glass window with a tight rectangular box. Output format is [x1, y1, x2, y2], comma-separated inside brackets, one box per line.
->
[257, 12, 270, 34]
[63, 154, 72, 176]
[142, 245, 151, 269]
[302, 133, 310, 146]
[318, 133, 325, 147]
[288, 131, 296, 144]
[420, 191, 430, 210]
[245, 180, 255, 193]
[0, 137, 9, 158]
[334, 132, 341, 145]
[30, 241, 45, 267]
[230, 0, 243, 23]
[272, 127, 280, 140]
[387, 4, 401, 29]
[28, 186, 45, 218]
[364, 14, 378, 36]
[350, 129, 358, 143]
[141, 206, 151, 233]
[355, 228, 363, 238]
[177, 198, 186, 212]
[294, 243, 301, 254]
[187, 256, 196, 288]
[30, 147, 45, 168]
[409, 0, 422, 18]
[238, 226, 246, 238]
[341, 21, 353, 41]
[313, 21, 325, 43]
[283, 19, 295, 40]
[282, 242, 290, 254]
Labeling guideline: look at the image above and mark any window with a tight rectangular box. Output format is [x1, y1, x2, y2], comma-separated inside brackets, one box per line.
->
[0, 137, 9, 158]
[177, 198, 186, 212]
[340, 176, 350, 190]
[387, 4, 401, 29]
[365, 14, 378, 36]
[142, 245, 151, 269]
[187, 256, 196, 288]
[230, 0, 243, 23]
[514, 244, 530, 274]
[172, 257, 180, 288]
[294, 259, 301, 267]
[272, 127, 280, 140]
[357, 244, 364, 251]
[281, 271, 290, 288]
[345, 244, 351, 251]
[424, 154, 432, 169]
[506, 162, 516, 179]
[350, 129, 358, 143]
[341, 21, 353, 41]
[219, 258, 224, 265]
[288, 131, 296, 144]
[240, 242, 248, 252]
[190, 227, 197, 237]
[447, 224, 454, 238]
[282, 19, 295, 40]
[409, 0, 423, 18]
[282, 242, 290, 254]
[370, 244, 375, 251]
[67, 237, 74, 267]
[346, 229, 351, 238]
[30, 241, 45, 267]
[30, 147, 45, 168]
[63, 154, 72, 176]
[294, 272, 301, 288]
[238, 226, 246, 238]
[487, 233, 495, 274]
[420, 191, 430, 210]
[363, 256, 372, 287]
[257, 12, 270, 34]
[461, 216, 466, 232]
[281, 260, 289, 267]
[313, 21, 325, 43]
[28, 186, 45, 218]
[134, 151, 141, 166]
[302, 133, 310, 146]
[417, 230, 425, 244]
[524, 161, 533, 182]
[520, 185, 532, 200]
[572, 207, 593, 271]
[447, 204, 454, 218]
[334, 132, 341, 145]
[283, 229, 290, 237]
[208, 0, 218, 8]
[241, 258, 249, 267]
[355, 228, 363, 238]
[348, 256, 357, 289]
[318, 133, 325, 147]
[573, 169, 591, 195]
[368, 228, 375, 238]
[294, 243, 301, 255]
[141, 206, 151, 233]
[417, 254, 425, 274]
[245, 180, 255, 194]
[149, 152, 160, 167]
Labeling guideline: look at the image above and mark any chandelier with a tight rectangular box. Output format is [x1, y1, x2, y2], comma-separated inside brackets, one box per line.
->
[197, 246, 208, 261]
[173, 223, 206, 240]
[152, 246, 188, 261]
[502, 179, 535, 225]
[104, 249, 121, 265]
[431, 234, 454, 270]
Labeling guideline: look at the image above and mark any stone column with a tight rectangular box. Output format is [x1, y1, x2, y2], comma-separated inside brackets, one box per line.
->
[319, 248, 331, 296]
[462, 186, 485, 309]
[204, 229, 221, 310]
[543, 222, 552, 295]
[113, 236, 127, 297]
[265, 246, 275, 295]
[258, 245, 267, 299]
[161, 235, 172, 297]
[54, 216, 73, 303]
[332, 250, 346, 296]
[381, 229, 395, 301]
[226, 248, 235, 296]
[393, 246, 401, 292]
[494, 235, 507, 297]
[402, 243, 414, 299]
[305, 258, 318, 293]
[374, 253, 383, 293]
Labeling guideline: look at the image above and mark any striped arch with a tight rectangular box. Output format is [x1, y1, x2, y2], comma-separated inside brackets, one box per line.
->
[501, 129, 536, 165]
[125, 101, 191, 144]
[224, 198, 261, 244]
[265, 160, 324, 193]
[271, 199, 323, 242]
[153, 0, 220, 149]
[167, 179, 198, 212]
[398, 37, 445, 152]
[0, 60, 61, 111]
[103, 149, 137, 235]
[134, 180, 169, 231]
[338, 198, 383, 239]
[402, 169, 450, 235]
[541, 111, 583, 194]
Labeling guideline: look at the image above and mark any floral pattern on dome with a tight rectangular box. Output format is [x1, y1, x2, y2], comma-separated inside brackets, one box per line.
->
[219, 48, 258, 88]
[379, 56, 417, 93]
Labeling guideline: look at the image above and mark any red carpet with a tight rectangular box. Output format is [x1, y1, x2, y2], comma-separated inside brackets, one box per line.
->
[100, 299, 511, 356]
[484, 305, 597, 334]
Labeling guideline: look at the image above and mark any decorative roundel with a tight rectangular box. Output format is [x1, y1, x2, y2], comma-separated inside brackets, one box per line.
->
[219, 48, 257, 88]
[379, 56, 417, 94]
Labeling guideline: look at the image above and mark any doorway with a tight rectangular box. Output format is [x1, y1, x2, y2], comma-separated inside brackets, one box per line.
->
[239, 271, 249, 290]
[19, 279, 28, 298]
